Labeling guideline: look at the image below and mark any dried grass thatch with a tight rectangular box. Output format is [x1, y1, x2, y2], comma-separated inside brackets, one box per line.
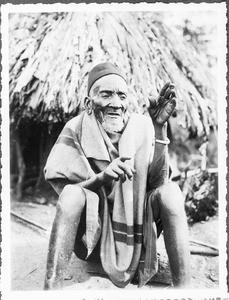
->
[9, 11, 217, 137]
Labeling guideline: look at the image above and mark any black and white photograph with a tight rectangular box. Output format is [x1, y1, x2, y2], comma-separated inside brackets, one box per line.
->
[1, 2, 228, 300]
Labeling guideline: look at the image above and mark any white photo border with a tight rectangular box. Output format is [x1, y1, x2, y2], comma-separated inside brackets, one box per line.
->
[1, 2, 228, 300]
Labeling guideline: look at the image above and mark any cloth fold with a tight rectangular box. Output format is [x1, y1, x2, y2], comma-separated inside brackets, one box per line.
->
[44, 111, 158, 287]
[81, 188, 101, 259]
[138, 191, 158, 287]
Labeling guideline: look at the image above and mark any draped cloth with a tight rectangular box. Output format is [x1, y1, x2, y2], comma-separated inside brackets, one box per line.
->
[44, 111, 158, 287]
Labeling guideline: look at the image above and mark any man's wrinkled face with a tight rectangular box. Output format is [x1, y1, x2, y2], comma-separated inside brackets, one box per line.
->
[89, 74, 129, 133]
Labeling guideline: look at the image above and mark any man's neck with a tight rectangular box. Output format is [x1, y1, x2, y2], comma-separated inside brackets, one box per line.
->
[106, 131, 122, 150]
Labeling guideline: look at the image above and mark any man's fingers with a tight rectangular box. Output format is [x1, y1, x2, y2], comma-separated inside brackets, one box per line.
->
[172, 109, 177, 117]
[164, 87, 173, 100]
[169, 90, 176, 100]
[148, 96, 157, 109]
[117, 163, 136, 180]
[105, 158, 136, 183]
[107, 169, 119, 181]
[119, 172, 126, 183]
[159, 82, 175, 100]
[159, 82, 170, 96]
[111, 165, 127, 182]
[112, 164, 124, 175]
[130, 166, 137, 174]
[165, 97, 176, 114]
[119, 156, 131, 162]
[169, 83, 175, 89]
[115, 158, 137, 180]
[156, 97, 176, 124]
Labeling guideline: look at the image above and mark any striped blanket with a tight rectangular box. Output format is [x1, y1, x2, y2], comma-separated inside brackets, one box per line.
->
[44, 111, 158, 287]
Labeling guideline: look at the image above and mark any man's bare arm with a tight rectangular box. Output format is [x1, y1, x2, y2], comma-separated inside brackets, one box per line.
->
[148, 123, 169, 188]
[147, 82, 176, 188]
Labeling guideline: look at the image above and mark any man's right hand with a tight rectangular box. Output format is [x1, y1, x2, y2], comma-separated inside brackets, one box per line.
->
[101, 157, 136, 184]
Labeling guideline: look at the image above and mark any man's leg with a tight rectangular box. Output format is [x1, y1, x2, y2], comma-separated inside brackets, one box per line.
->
[44, 185, 86, 290]
[151, 181, 190, 288]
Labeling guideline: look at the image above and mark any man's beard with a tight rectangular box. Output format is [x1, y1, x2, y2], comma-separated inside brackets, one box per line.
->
[93, 104, 126, 133]
[100, 114, 125, 133]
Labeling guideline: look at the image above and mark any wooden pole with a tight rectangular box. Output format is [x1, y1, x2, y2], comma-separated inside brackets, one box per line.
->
[14, 127, 26, 200]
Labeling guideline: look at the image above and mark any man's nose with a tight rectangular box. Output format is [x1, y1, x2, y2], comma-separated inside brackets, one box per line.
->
[110, 93, 122, 108]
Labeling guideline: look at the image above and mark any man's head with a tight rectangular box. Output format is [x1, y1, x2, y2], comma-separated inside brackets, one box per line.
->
[85, 62, 129, 134]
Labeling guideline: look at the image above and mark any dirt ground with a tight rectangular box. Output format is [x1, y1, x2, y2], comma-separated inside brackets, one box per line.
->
[10, 197, 219, 291]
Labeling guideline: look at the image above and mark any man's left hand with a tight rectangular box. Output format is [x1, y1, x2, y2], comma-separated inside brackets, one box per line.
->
[148, 82, 177, 126]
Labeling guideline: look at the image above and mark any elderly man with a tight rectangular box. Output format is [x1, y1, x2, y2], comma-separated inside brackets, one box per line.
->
[44, 62, 190, 290]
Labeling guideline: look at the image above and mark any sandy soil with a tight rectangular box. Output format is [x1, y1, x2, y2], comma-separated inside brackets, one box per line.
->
[10, 199, 219, 291]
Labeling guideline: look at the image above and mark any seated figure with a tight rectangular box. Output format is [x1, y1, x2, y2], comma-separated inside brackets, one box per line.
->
[44, 62, 190, 289]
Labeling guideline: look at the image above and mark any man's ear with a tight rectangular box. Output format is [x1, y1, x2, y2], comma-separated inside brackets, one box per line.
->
[84, 96, 93, 115]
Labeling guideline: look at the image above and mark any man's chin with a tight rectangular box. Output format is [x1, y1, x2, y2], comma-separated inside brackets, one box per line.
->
[101, 117, 125, 133]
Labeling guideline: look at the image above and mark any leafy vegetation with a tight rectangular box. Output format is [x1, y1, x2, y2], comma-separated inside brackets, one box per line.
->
[180, 169, 218, 222]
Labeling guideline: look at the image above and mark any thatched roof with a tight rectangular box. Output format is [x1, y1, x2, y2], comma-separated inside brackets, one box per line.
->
[9, 11, 217, 137]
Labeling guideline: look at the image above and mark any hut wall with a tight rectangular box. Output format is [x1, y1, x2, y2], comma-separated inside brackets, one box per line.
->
[10, 120, 64, 198]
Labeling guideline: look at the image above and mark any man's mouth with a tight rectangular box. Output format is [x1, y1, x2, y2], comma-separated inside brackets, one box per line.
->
[106, 111, 121, 117]
[104, 107, 123, 117]
[93, 105, 126, 133]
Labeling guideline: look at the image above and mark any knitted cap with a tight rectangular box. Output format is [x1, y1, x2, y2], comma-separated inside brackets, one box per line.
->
[87, 62, 126, 95]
